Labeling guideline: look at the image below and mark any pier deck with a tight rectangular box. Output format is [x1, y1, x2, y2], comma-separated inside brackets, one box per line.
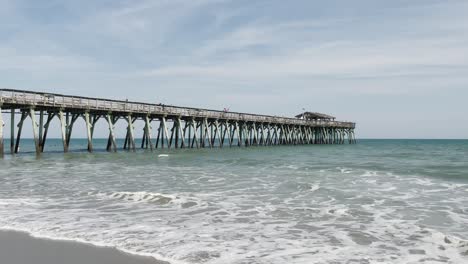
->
[0, 89, 356, 156]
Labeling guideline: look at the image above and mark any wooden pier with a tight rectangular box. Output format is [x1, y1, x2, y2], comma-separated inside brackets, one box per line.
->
[0, 89, 356, 156]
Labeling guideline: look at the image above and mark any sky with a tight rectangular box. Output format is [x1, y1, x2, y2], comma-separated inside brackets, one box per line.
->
[1, 0, 467, 139]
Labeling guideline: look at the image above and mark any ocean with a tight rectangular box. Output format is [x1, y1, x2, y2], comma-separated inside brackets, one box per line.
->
[0, 139, 467, 263]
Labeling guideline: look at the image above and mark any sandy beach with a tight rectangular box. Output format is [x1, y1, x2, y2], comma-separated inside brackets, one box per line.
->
[0, 230, 168, 264]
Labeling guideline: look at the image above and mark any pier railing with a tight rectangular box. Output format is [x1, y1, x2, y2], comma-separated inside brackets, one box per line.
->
[0, 89, 355, 128]
[0, 88, 357, 156]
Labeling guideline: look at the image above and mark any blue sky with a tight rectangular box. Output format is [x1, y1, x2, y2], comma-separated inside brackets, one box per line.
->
[1, 0, 467, 138]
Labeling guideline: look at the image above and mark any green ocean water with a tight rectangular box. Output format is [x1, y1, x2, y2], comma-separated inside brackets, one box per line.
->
[0, 139, 467, 263]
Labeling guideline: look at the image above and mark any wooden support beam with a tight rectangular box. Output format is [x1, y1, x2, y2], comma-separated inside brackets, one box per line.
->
[281, 125, 287, 145]
[218, 121, 223, 147]
[199, 119, 204, 148]
[265, 124, 271, 145]
[214, 120, 222, 148]
[299, 126, 304, 145]
[180, 119, 187, 148]
[125, 114, 136, 152]
[123, 129, 129, 150]
[246, 124, 251, 146]
[41, 112, 56, 152]
[106, 114, 117, 152]
[279, 125, 284, 145]
[84, 112, 93, 152]
[296, 126, 301, 145]
[210, 121, 216, 147]
[309, 126, 313, 144]
[235, 122, 241, 147]
[274, 125, 278, 145]
[265, 124, 270, 146]
[259, 124, 264, 146]
[275, 125, 283, 145]
[306, 127, 312, 144]
[300, 126, 305, 145]
[288, 125, 295, 145]
[169, 120, 176, 149]
[279, 125, 283, 145]
[240, 123, 246, 147]
[38, 110, 44, 147]
[192, 120, 199, 149]
[252, 122, 258, 146]
[298, 126, 303, 145]
[292, 126, 297, 145]
[58, 110, 69, 152]
[145, 116, 154, 151]
[159, 118, 165, 149]
[205, 118, 212, 148]
[155, 120, 162, 149]
[230, 122, 236, 147]
[162, 116, 170, 148]
[245, 124, 249, 146]
[301, 126, 306, 144]
[174, 120, 179, 148]
[227, 122, 233, 147]
[244, 123, 250, 147]
[317, 127, 322, 144]
[91, 115, 100, 139]
[288, 126, 293, 145]
[14, 111, 28, 153]
[177, 118, 185, 149]
[266, 124, 270, 145]
[29, 108, 41, 155]
[258, 124, 263, 145]
[273, 125, 277, 145]
[269, 125, 274, 145]
[10, 109, 14, 154]
[0, 106, 3, 158]
[210, 121, 214, 146]
[226, 122, 231, 147]
[66, 112, 70, 135]
[191, 120, 197, 148]
[220, 121, 227, 148]
[65, 114, 80, 148]
[141, 127, 147, 149]
[187, 119, 192, 148]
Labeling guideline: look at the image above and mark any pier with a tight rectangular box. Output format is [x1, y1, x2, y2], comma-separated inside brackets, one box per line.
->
[0, 89, 356, 156]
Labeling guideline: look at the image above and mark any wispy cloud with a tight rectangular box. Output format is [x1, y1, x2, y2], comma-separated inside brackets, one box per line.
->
[142, 33, 468, 84]
[134, 1, 468, 98]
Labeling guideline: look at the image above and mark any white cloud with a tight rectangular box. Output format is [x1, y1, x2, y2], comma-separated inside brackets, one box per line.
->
[0, 46, 98, 72]
[142, 38, 468, 80]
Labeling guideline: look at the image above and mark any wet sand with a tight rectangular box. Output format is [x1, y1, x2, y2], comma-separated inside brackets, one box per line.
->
[0, 230, 169, 264]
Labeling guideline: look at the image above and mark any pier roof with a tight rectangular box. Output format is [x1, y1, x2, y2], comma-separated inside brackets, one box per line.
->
[295, 112, 336, 120]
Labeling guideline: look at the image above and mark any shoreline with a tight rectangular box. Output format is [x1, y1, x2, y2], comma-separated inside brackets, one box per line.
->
[0, 229, 170, 264]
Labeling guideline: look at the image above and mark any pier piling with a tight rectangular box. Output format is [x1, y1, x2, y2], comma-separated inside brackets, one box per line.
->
[10, 109, 14, 154]
[0, 105, 3, 157]
[84, 112, 93, 152]
[29, 108, 41, 155]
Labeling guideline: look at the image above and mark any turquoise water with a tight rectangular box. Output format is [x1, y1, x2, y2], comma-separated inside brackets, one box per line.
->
[0, 139, 467, 263]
